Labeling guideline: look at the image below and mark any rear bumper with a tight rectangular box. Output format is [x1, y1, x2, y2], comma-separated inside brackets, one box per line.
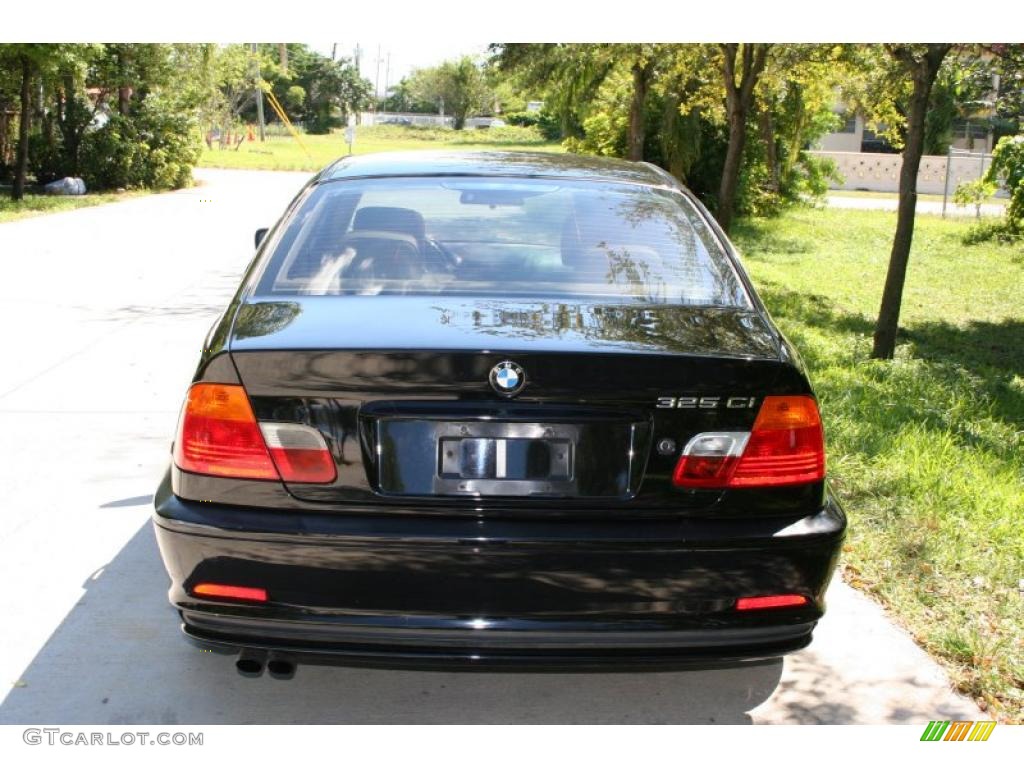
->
[153, 472, 845, 669]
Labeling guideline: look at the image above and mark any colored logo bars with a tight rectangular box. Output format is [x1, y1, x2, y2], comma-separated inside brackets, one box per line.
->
[920, 721, 996, 742]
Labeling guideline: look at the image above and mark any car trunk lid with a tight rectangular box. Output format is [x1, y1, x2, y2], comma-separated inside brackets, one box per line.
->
[228, 296, 804, 511]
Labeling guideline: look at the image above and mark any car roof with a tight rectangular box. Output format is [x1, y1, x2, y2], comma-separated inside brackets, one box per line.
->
[319, 150, 674, 188]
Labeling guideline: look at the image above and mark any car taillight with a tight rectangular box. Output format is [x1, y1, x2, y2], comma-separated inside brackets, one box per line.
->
[173, 383, 335, 483]
[672, 395, 825, 489]
[174, 383, 279, 480]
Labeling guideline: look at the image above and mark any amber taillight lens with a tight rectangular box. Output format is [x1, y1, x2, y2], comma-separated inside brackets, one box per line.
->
[174, 383, 279, 480]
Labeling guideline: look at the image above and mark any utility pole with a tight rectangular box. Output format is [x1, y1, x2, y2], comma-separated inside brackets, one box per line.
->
[374, 44, 382, 108]
[251, 43, 266, 142]
[384, 52, 391, 104]
[353, 45, 364, 125]
[330, 43, 337, 62]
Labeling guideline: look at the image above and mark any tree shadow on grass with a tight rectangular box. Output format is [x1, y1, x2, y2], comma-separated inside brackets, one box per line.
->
[755, 281, 1023, 457]
[906, 318, 1024, 427]
[755, 282, 876, 342]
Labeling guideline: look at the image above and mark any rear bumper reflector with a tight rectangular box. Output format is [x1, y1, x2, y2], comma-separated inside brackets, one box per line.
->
[735, 594, 809, 611]
[192, 583, 269, 602]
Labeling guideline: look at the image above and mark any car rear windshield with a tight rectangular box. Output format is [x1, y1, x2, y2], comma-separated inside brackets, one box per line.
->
[255, 176, 751, 307]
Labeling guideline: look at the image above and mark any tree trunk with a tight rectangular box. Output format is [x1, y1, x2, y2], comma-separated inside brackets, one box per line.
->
[783, 88, 806, 180]
[717, 109, 747, 232]
[60, 73, 82, 175]
[872, 45, 951, 359]
[0, 108, 8, 167]
[759, 107, 779, 192]
[116, 47, 131, 115]
[715, 44, 769, 233]
[12, 55, 32, 202]
[627, 60, 651, 161]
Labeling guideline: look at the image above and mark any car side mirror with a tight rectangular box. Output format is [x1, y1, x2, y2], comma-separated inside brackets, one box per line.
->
[255, 228, 269, 248]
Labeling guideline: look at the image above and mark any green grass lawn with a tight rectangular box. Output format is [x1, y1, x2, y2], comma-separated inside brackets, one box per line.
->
[198, 124, 565, 172]
[0, 190, 145, 223]
[732, 208, 1023, 721]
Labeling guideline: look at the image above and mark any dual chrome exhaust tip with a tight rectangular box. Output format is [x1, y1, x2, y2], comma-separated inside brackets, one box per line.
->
[235, 649, 296, 679]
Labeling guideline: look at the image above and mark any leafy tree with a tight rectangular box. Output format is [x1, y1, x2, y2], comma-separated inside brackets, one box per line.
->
[494, 43, 845, 217]
[923, 54, 992, 154]
[1, 43, 209, 194]
[207, 45, 370, 136]
[0, 44, 90, 199]
[204, 44, 261, 145]
[987, 44, 1024, 140]
[288, 48, 371, 133]
[381, 78, 435, 113]
[408, 57, 491, 129]
[493, 44, 618, 138]
[284, 85, 305, 111]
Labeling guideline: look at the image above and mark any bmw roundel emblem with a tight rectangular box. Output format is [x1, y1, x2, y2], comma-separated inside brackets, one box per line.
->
[489, 361, 526, 397]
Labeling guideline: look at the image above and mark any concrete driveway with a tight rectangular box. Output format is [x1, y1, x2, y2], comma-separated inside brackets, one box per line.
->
[0, 168, 983, 724]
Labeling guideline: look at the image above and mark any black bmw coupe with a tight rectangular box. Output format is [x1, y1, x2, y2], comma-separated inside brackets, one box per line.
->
[153, 151, 845, 677]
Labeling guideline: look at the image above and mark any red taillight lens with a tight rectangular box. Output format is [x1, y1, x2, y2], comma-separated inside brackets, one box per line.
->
[192, 583, 268, 602]
[260, 423, 336, 484]
[736, 594, 809, 611]
[671, 396, 825, 489]
[671, 432, 748, 488]
[174, 383, 279, 480]
[729, 396, 825, 487]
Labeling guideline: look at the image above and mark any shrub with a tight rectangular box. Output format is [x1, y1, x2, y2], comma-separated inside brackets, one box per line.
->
[79, 115, 145, 189]
[563, 111, 626, 157]
[503, 111, 538, 128]
[506, 110, 561, 141]
[28, 133, 66, 185]
[953, 178, 998, 217]
[986, 135, 1024, 230]
[80, 100, 200, 190]
[788, 153, 840, 203]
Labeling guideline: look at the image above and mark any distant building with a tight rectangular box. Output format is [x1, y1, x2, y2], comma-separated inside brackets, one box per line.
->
[817, 59, 1000, 156]
[816, 109, 994, 154]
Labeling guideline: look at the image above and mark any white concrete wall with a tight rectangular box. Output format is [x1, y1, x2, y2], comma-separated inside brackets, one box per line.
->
[360, 112, 454, 127]
[808, 150, 993, 194]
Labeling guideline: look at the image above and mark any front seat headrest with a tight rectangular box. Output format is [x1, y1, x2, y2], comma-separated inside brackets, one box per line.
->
[352, 206, 426, 245]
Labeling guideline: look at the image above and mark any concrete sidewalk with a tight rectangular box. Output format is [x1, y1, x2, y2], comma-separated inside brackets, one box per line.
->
[0, 168, 984, 724]
[826, 193, 1006, 218]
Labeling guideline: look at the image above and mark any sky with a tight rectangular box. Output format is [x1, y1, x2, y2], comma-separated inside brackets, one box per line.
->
[311, 41, 491, 96]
